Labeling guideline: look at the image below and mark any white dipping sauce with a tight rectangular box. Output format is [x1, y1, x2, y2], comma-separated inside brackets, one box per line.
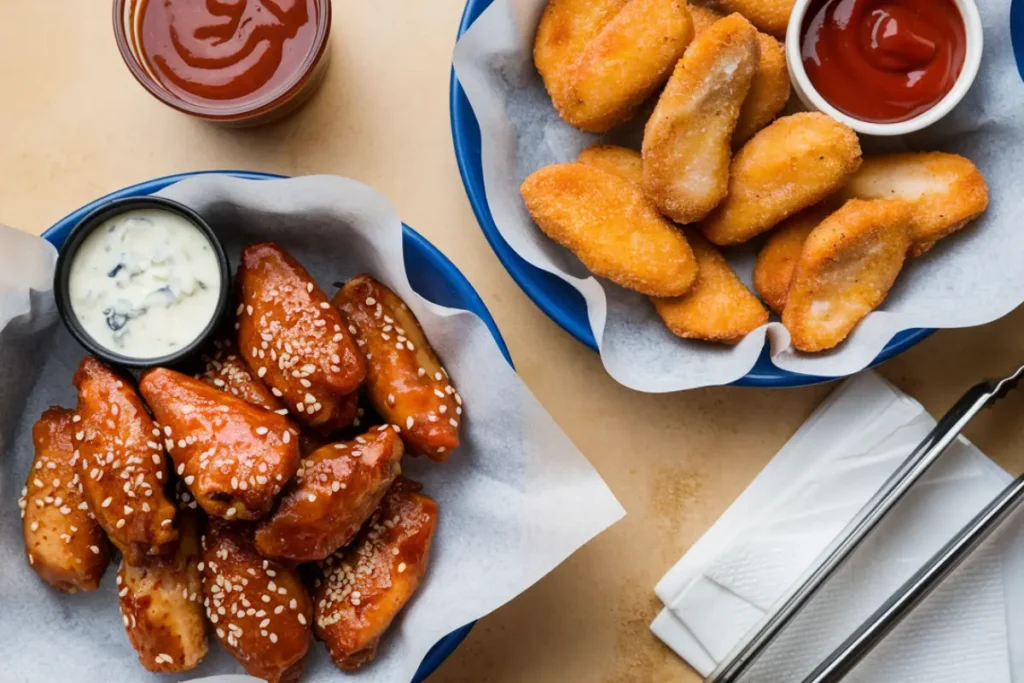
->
[68, 208, 222, 360]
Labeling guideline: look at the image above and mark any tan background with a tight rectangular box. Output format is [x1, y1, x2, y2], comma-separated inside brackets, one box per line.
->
[3, 2, 1023, 681]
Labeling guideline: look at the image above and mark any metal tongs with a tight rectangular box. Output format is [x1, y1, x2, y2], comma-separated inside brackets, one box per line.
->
[705, 364, 1024, 683]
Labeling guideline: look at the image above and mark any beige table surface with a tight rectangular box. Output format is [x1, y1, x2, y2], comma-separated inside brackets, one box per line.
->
[3, 2, 1024, 682]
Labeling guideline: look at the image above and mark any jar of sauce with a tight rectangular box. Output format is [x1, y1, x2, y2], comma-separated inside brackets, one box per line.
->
[114, 0, 332, 126]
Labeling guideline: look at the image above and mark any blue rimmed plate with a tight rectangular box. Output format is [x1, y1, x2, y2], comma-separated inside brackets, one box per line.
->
[449, 0, 933, 387]
[42, 170, 502, 681]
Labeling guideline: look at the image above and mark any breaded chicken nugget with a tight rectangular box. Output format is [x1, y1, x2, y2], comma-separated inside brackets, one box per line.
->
[534, 0, 694, 133]
[783, 199, 913, 352]
[702, 113, 862, 245]
[752, 202, 836, 314]
[578, 144, 644, 184]
[688, 5, 791, 145]
[521, 162, 698, 297]
[718, 0, 794, 37]
[642, 13, 759, 224]
[652, 230, 768, 343]
[841, 151, 989, 257]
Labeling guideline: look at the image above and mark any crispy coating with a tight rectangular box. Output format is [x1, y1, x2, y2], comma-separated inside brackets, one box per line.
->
[72, 357, 177, 561]
[201, 520, 313, 683]
[20, 407, 108, 592]
[140, 368, 301, 521]
[199, 338, 285, 412]
[534, 0, 694, 133]
[841, 151, 989, 257]
[332, 275, 462, 461]
[312, 478, 437, 670]
[753, 202, 836, 314]
[702, 113, 862, 245]
[652, 230, 768, 343]
[255, 426, 404, 562]
[783, 199, 913, 352]
[118, 511, 207, 673]
[718, 0, 794, 37]
[521, 163, 698, 296]
[237, 243, 366, 434]
[578, 144, 644, 183]
[642, 13, 759, 224]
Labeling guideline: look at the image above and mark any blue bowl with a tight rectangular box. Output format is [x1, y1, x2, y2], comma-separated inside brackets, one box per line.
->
[449, 0, 933, 387]
[42, 170, 504, 681]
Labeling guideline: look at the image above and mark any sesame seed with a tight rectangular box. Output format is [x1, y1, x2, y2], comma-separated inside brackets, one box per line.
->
[164, 426, 172, 436]
[308, 494, 317, 502]
[365, 297, 376, 306]
[255, 426, 268, 436]
[246, 305, 254, 315]
[29, 521, 39, 532]
[101, 497, 112, 508]
[269, 633, 278, 643]
[184, 475, 195, 485]
[298, 614, 306, 625]
[257, 367, 267, 378]
[177, 439, 186, 449]
[272, 387, 283, 397]
[116, 519, 125, 529]
[450, 418, 459, 427]
[72, 415, 81, 423]
[282, 431, 291, 444]
[89, 545, 100, 554]
[226, 508, 237, 518]
[406, 416, 414, 430]
[161, 519, 173, 527]
[398, 562, 407, 573]
[307, 282, 314, 293]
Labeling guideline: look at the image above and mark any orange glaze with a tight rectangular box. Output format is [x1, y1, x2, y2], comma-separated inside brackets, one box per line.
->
[138, 0, 320, 107]
[801, 0, 966, 123]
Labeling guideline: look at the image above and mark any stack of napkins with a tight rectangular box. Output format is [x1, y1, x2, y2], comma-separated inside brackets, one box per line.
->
[652, 372, 1024, 681]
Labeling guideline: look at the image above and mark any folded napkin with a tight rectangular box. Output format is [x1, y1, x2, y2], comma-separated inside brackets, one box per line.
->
[652, 372, 1024, 682]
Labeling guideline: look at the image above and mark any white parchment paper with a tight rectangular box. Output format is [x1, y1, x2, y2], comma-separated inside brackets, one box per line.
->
[453, 0, 1024, 391]
[0, 175, 624, 683]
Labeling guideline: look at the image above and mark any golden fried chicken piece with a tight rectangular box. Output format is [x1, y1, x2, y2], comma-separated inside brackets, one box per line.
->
[312, 478, 438, 670]
[73, 357, 177, 561]
[534, 0, 694, 133]
[702, 113, 862, 245]
[753, 202, 837, 314]
[841, 151, 989, 257]
[652, 230, 768, 343]
[237, 243, 366, 434]
[140, 368, 301, 521]
[578, 144, 644, 183]
[642, 13, 759, 224]
[118, 511, 207, 673]
[521, 163, 698, 296]
[688, 5, 791, 145]
[783, 199, 913, 352]
[201, 520, 313, 683]
[20, 407, 108, 592]
[718, 0, 794, 37]
[255, 426, 404, 562]
[332, 276, 462, 461]
[199, 338, 285, 412]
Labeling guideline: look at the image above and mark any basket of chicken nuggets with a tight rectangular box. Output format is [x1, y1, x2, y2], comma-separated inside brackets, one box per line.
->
[0, 174, 623, 682]
[452, 0, 1020, 390]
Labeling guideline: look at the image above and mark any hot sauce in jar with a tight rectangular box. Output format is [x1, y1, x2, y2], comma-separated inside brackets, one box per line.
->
[800, 0, 966, 123]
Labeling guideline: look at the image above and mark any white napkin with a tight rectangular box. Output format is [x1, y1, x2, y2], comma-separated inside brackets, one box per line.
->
[651, 372, 1024, 681]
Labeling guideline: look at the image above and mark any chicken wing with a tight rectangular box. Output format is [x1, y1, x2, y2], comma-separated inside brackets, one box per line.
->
[20, 407, 108, 592]
[201, 519, 313, 683]
[73, 357, 177, 561]
[521, 163, 698, 297]
[118, 511, 207, 673]
[718, 0, 794, 37]
[642, 13, 759, 224]
[783, 199, 913, 352]
[140, 368, 301, 521]
[702, 113, 862, 245]
[312, 478, 437, 670]
[753, 202, 836, 314]
[841, 151, 989, 256]
[534, 0, 694, 133]
[199, 338, 285, 412]
[237, 243, 366, 434]
[332, 276, 461, 461]
[255, 426, 404, 562]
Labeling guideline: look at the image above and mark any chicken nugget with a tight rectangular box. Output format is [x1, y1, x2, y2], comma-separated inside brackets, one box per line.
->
[522, 162, 698, 296]
[702, 112, 862, 245]
[687, 5, 791, 145]
[841, 151, 989, 257]
[718, 0, 794, 37]
[652, 230, 768, 343]
[783, 199, 913, 352]
[642, 13, 759, 224]
[577, 144, 644, 184]
[534, 0, 694, 133]
[752, 202, 837, 314]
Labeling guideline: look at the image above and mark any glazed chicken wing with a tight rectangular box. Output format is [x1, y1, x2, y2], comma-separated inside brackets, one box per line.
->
[201, 519, 313, 683]
[237, 243, 366, 434]
[73, 357, 177, 561]
[118, 511, 207, 673]
[255, 425, 404, 562]
[312, 478, 438, 670]
[20, 407, 108, 592]
[332, 275, 462, 461]
[199, 338, 286, 412]
[140, 368, 301, 521]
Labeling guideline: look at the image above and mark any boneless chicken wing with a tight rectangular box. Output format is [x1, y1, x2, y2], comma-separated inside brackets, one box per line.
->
[20, 407, 108, 592]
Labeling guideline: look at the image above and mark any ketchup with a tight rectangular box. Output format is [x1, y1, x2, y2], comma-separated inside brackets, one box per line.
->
[801, 0, 966, 123]
[138, 0, 320, 107]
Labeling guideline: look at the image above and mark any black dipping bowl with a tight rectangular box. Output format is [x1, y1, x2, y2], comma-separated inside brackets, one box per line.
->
[53, 196, 231, 369]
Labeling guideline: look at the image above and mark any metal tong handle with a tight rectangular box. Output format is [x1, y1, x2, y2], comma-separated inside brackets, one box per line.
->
[705, 365, 1024, 683]
[802, 473, 1024, 683]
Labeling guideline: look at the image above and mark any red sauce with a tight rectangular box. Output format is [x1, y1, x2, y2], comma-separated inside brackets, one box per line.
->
[801, 0, 967, 123]
[138, 0, 320, 107]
